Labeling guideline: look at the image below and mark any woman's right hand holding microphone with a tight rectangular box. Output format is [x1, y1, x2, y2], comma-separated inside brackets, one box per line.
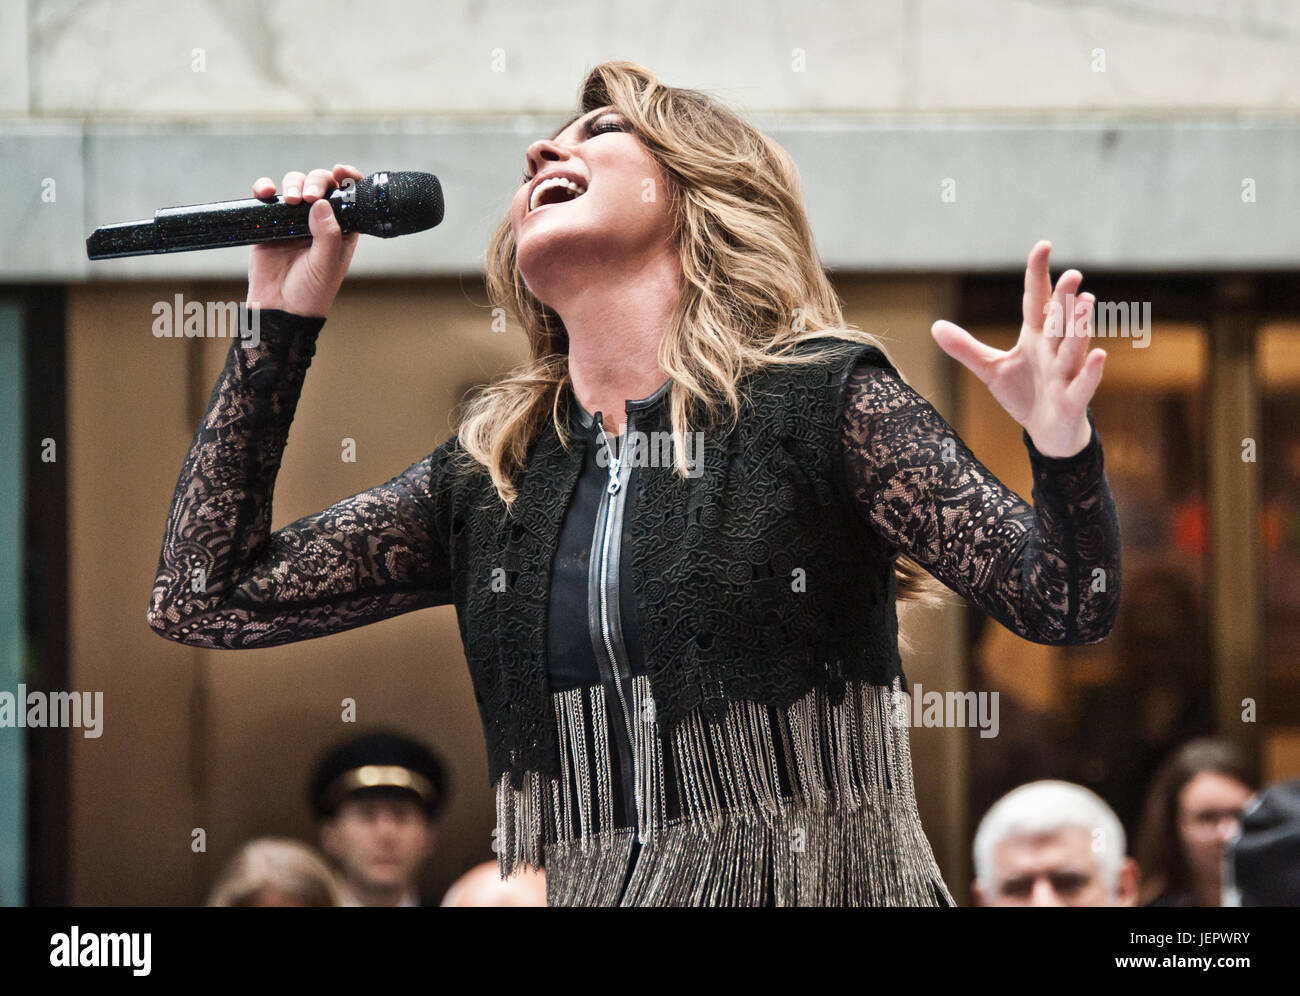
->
[247, 164, 364, 319]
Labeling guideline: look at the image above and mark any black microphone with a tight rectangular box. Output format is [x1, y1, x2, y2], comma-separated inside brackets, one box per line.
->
[86, 170, 443, 259]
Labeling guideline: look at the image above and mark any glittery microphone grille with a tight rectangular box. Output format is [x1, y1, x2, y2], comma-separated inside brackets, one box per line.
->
[354, 171, 444, 237]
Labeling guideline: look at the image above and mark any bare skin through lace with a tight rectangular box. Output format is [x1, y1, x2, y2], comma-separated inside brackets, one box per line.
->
[840, 357, 1121, 645]
[147, 310, 450, 649]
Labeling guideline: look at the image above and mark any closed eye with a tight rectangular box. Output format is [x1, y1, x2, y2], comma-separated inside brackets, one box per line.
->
[521, 115, 627, 183]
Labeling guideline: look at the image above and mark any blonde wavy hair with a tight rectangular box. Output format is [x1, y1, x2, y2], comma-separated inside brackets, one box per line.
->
[459, 60, 941, 607]
[207, 838, 345, 907]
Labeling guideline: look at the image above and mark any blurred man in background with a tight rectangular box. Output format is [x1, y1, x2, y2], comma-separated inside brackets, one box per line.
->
[972, 779, 1139, 907]
[441, 860, 547, 906]
[309, 730, 448, 907]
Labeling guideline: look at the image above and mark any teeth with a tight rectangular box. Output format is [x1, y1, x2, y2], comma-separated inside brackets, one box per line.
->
[530, 176, 586, 211]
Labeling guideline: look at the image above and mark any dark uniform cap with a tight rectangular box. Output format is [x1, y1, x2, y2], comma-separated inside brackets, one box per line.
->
[309, 730, 448, 820]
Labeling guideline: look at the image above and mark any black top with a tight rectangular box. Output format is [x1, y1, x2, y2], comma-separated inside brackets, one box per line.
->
[538, 351, 1120, 843]
[149, 311, 1120, 655]
[148, 311, 1122, 830]
[545, 354, 1121, 694]
[545, 381, 668, 690]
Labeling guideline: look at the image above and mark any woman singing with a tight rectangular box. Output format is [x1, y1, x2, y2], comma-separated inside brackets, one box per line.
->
[148, 61, 1121, 906]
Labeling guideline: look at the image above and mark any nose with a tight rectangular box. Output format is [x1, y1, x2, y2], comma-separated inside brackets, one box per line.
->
[1030, 877, 1064, 907]
[372, 808, 402, 836]
[524, 136, 572, 180]
[1217, 814, 1241, 843]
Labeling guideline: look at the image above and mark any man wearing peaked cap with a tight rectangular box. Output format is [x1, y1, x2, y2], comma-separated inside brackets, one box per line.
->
[309, 730, 449, 907]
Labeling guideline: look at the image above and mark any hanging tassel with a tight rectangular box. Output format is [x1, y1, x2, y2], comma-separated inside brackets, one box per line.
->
[494, 674, 957, 907]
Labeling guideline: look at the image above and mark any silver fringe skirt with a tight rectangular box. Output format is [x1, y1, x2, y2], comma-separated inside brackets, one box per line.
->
[494, 675, 956, 907]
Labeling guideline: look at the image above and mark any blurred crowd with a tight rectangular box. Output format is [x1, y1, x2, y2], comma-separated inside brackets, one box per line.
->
[971, 738, 1296, 907]
[204, 728, 1296, 907]
[206, 730, 545, 908]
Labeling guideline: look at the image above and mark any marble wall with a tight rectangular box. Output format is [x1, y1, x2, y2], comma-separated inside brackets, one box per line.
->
[8, 0, 1300, 117]
[3, 0, 1298, 278]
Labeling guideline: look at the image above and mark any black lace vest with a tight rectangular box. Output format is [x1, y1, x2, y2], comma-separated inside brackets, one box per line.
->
[429, 339, 905, 786]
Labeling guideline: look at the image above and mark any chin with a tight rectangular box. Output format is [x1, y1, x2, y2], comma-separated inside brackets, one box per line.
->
[515, 239, 585, 301]
[365, 867, 405, 888]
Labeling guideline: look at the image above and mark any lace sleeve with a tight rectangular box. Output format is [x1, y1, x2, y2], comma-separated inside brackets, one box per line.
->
[840, 355, 1121, 645]
[146, 306, 452, 650]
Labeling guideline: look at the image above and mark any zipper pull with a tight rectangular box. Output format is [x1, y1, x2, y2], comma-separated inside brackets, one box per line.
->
[594, 411, 622, 495]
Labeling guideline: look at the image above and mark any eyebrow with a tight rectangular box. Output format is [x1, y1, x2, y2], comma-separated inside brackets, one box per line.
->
[548, 107, 618, 143]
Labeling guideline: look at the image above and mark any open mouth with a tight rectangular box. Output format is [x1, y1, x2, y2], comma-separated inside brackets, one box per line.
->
[529, 177, 587, 212]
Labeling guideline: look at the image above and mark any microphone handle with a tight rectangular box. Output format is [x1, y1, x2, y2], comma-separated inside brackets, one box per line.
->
[86, 190, 355, 259]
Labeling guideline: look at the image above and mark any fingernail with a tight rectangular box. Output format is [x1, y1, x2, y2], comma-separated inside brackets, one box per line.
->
[304, 184, 320, 197]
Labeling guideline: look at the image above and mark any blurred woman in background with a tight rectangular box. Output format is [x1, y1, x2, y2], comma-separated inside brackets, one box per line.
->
[1137, 737, 1259, 906]
[207, 838, 344, 907]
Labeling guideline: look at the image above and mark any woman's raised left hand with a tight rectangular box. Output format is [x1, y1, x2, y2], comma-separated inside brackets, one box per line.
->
[929, 240, 1106, 458]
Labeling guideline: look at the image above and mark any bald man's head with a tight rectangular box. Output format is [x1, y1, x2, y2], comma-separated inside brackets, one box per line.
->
[441, 861, 547, 907]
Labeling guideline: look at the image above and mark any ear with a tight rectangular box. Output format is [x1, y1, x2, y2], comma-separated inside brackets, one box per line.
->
[971, 878, 989, 907]
[1115, 857, 1140, 907]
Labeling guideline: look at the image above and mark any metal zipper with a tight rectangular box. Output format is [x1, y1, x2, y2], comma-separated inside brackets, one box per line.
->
[592, 409, 645, 838]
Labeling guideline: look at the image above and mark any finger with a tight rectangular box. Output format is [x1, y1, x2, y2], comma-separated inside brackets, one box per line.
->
[281, 170, 307, 203]
[1022, 240, 1053, 330]
[333, 163, 364, 186]
[253, 176, 277, 200]
[327, 168, 362, 249]
[302, 167, 337, 201]
[1042, 268, 1083, 347]
[307, 197, 342, 247]
[309, 196, 361, 262]
[1056, 292, 1094, 380]
[1064, 347, 1107, 411]
[931, 320, 1005, 383]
